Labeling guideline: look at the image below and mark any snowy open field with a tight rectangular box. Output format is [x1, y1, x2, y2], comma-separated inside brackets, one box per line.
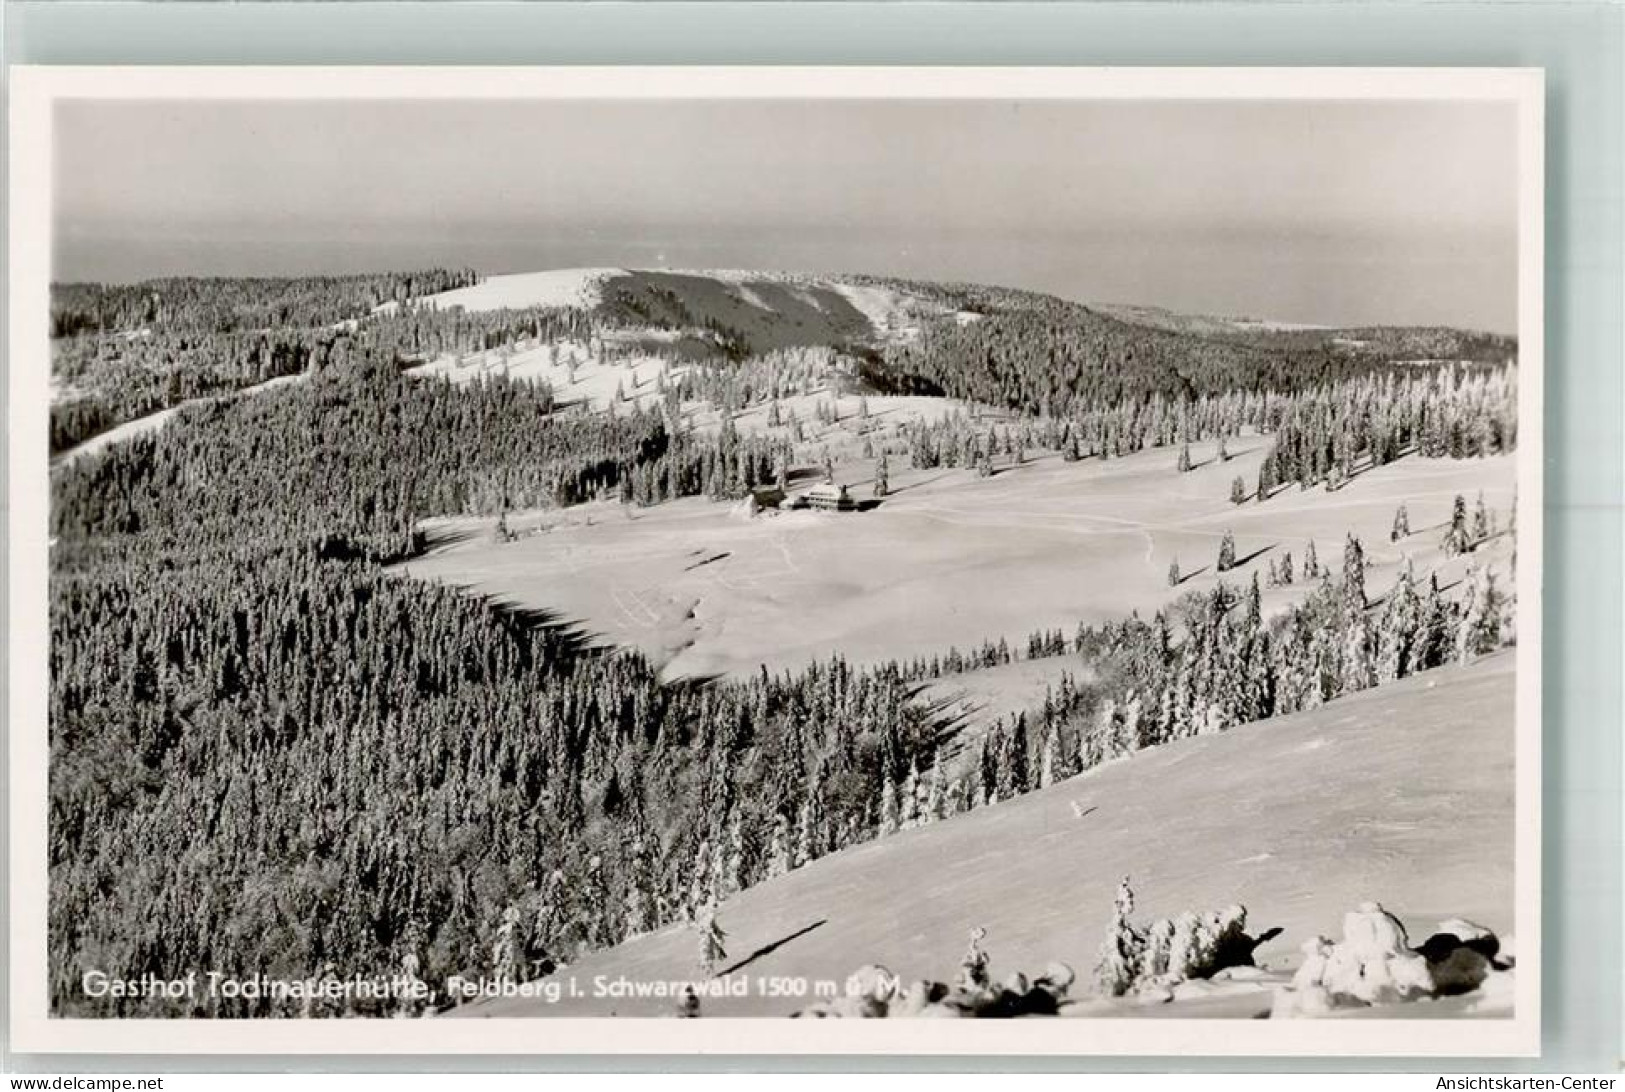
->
[376, 268, 624, 314]
[456, 651, 1515, 1018]
[398, 440, 1515, 682]
[399, 336, 980, 429]
[50, 373, 306, 468]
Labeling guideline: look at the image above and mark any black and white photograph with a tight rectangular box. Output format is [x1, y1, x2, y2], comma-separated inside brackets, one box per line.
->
[8, 67, 1542, 1055]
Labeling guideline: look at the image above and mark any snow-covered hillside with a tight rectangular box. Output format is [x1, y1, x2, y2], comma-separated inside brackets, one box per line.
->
[455, 651, 1515, 1018]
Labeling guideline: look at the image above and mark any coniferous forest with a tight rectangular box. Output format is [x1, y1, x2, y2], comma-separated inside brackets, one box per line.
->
[46, 272, 1518, 1017]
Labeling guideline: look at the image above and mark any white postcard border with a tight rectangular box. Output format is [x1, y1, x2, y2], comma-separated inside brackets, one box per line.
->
[7, 64, 1544, 1057]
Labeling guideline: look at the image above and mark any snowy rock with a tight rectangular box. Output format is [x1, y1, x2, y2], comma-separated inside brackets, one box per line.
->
[1171, 979, 1217, 1002]
[1436, 917, 1496, 946]
[1276, 903, 1498, 1017]
[1387, 951, 1437, 1000]
[917, 1000, 973, 1018]
[1424, 945, 1492, 996]
[893, 980, 942, 1017]
[1466, 967, 1517, 1016]
[1140, 919, 1174, 980]
[1342, 901, 1409, 961]
[1211, 965, 1271, 982]
[1292, 936, 1335, 991]
[999, 971, 1030, 997]
[1271, 984, 1335, 1018]
[1034, 961, 1076, 998]
[797, 994, 888, 1019]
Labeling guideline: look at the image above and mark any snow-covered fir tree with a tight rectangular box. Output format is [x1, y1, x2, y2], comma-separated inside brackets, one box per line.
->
[1141, 917, 1174, 982]
[687, 838, 713, 921]
[697, 905, 728, 976]
[1443, 493, 1472, 556]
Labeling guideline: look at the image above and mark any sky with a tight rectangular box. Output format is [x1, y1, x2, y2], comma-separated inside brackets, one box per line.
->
[54, 98, 1519, 331]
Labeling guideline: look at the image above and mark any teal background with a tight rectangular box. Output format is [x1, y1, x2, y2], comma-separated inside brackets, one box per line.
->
[4, 0, 1621, 1074]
